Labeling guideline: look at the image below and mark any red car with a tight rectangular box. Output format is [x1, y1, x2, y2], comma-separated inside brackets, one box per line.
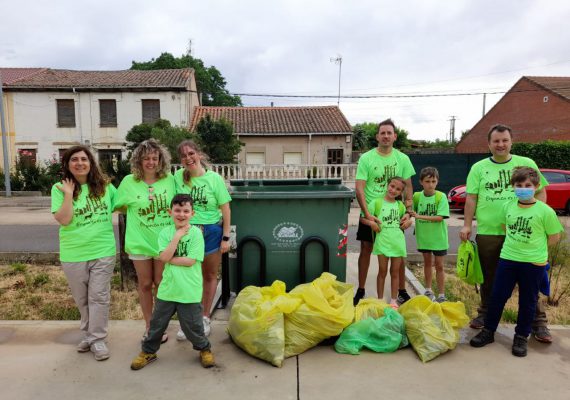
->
[447, 169, 570, 214]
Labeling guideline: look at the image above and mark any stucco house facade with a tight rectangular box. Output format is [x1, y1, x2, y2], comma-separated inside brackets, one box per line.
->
[456, 76, 570, 153]
[189, 106, 353, 166]
[0, 67, 199, 165]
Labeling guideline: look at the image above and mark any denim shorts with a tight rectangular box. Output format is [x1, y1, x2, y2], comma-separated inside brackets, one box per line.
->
[200, 223, 223, 256]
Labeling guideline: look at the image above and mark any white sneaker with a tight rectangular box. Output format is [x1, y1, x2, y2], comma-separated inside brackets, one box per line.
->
[90, 341, 110, 361]
[203, 316, 211, 337]
[176, 329, 187, 341]
[424, 290, 436, 301]
[77, 339, 90, 353]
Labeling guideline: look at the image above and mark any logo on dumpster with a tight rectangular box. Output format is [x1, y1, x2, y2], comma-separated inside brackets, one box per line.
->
[272, 222, 304, 243]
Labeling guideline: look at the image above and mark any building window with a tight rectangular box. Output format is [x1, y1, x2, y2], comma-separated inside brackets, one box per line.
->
[58, 149, 67, 163]
[284, 152, 303, 165]
[98, 150, 122, 173]
[246, 152, 265, 165]
[99, 100, 117, 127]
[327, 149, 343, 164]
[56, 99, 76, 127]
[142, 99, 160, 124]
[18, 149, 37, 165]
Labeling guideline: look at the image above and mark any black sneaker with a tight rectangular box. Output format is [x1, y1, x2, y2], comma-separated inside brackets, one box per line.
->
[353, 288, 365, 306]
[512, 334, 528, 357]
[397, 290, 411, 305]
[470, 328, 495, 348]
[469, 315, 485, 329]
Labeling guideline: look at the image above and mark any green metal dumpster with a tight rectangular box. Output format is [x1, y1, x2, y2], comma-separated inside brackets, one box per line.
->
[227, 179, 354, 293]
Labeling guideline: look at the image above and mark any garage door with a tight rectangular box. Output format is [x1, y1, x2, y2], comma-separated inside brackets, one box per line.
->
[284, 152, 302, 165]
[246, 152, 265, 165]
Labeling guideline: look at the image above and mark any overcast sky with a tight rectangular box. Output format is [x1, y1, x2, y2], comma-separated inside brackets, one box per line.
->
[2, 0, 570, 140]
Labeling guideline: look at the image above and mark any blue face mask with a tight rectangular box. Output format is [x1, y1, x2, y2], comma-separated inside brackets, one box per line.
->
[514, 187, 535, 201]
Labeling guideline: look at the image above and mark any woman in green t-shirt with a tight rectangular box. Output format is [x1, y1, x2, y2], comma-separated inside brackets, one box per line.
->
[116, 139, 176, 343]
[51, 146, 116, 361]
[174, 140, 232, 339]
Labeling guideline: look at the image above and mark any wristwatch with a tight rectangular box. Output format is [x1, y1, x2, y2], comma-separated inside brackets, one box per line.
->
[222, 235, 230, 242]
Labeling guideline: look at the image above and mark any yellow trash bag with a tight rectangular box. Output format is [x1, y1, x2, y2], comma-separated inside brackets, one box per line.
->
[284, 272, 354, 358]
[354, 298, 389, 322]
[399, 295, 469, 362]
[228, 280, 300, 367]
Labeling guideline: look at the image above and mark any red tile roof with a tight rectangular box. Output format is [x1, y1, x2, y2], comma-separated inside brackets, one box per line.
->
[190, 106, 352, 135]
[2, 68, 193, 90]
[525, 76, 570, 101]
[0, 68, 46, 85]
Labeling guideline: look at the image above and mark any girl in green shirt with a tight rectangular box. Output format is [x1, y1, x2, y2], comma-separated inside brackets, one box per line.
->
[175, 140, 232, 339]
[116, 139, 176, 343]
[51, 146, 116, 361]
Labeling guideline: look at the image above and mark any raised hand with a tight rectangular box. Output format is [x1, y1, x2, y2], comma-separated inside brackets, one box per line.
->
[56, 178, 75, 196]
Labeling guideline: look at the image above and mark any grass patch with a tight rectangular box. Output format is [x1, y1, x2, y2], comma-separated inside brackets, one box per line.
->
[0, 264, 142, 320]
[409, 262, 570, 325]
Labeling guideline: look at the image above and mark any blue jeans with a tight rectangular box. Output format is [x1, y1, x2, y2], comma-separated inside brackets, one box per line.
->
[484, 258, 546, 337]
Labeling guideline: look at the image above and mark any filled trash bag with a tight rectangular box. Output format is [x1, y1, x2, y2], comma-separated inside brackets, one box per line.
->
[456, 240, 483, 285]
[354, 298, 389, 321]
[284, 272, 354, 357]
[398, 296, 469, 362]
[335, 307, 407, 355]
[228, 280, 300, 367]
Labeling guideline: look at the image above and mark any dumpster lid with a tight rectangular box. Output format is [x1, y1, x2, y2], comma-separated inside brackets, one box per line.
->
[229, 179, 354, 199]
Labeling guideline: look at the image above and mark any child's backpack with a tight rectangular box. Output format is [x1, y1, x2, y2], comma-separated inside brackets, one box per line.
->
[412, 191, 444, 213]
[456, 241, 483, 285]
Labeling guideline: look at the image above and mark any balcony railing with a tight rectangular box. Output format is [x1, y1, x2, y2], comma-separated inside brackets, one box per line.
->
[172, 164, 358, 183]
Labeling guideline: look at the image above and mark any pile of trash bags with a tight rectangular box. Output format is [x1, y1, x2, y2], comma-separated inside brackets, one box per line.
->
[228, 273, 469, 366]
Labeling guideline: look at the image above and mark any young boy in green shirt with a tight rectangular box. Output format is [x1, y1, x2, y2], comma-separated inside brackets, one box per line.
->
[470, 167, 562, 357]
[411, 167, 449, 302]
[131, 194, 215, 370]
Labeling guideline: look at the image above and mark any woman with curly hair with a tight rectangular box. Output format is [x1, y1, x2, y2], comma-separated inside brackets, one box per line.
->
[116, 139, 176, 343]
[174, 140, 231, 339]
[51, 145, 117, 361]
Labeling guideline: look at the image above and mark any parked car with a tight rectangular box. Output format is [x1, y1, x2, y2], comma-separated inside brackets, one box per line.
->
[447, 169, 570, 214]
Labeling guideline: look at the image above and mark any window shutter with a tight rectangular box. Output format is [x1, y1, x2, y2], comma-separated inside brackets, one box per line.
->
[57, 99, 76, 127]
[99, 100, 117, 127]
[142, 99, 160, 123]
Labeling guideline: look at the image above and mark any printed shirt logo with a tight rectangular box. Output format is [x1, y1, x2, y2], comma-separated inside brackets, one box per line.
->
[484, 169, 513, 197]
[174, 238, 189, 257]
[138, 189, 170, 222]
[190, 184, 209, 210]
[381, 207, 400, 227]
[507, 214, 533, 240]
[272, 222, 304, 243]
[419, 202, 437, 216]
[372, 163, 397, 193]
[74, 197, 109, 227]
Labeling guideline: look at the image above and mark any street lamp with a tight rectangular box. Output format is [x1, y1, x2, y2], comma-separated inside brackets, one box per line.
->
[330, 55, 342, 106]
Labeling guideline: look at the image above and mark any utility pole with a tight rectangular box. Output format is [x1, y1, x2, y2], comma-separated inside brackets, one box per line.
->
[0, 71, 12, 196]
[330, 55, 342, 106]
[448, 116, 457, 143]
[482, 93, 487, 117]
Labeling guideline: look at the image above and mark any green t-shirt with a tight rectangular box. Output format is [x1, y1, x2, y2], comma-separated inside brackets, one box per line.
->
[115, 174, 176, 256]
[466, 155, 548, 235]
[500, 200, 563, 264]
[156, 225, 205, 303]
[174, 169, 232, 225]
[356, 148, 416, 205]
[51, 183, 117, 262]
[413, 191, 449, 251]
[367, 199, 407, 257]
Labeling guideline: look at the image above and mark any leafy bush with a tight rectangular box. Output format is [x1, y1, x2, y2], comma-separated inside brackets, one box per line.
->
[512, 141, 570, 170]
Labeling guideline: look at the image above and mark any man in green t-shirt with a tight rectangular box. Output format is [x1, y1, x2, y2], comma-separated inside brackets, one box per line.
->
[459, 123, 552, 343]
[354, 119, 416, 306]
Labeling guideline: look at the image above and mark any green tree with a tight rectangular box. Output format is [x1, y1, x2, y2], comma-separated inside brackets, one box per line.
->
[131, 52, 242, 107]
[352, 122, 411, 150]
[194, 114, 243, 163]
[125, 119, 194, 163]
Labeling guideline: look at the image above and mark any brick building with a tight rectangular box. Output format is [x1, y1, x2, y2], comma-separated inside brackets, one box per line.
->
[456, 76, 570, 153]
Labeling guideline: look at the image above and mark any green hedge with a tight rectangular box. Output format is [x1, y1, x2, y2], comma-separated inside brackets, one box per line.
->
[511, 141, 570, 170]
